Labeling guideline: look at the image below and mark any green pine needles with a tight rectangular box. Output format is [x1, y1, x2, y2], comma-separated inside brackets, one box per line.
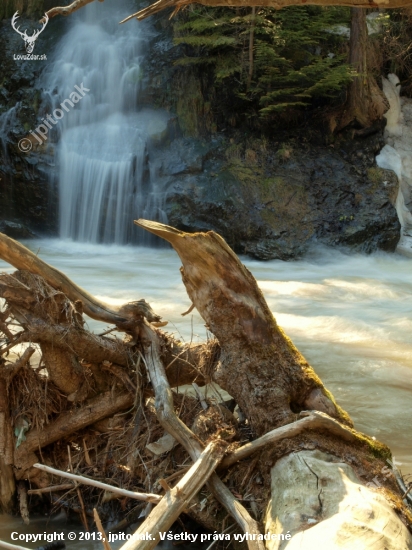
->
[173, 5, 355, 118]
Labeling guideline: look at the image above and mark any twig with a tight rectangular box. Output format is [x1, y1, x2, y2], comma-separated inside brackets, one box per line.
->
[192, 382, 208, 410]
[102, 362, 137, 393]
[181, 303, 195, 316]
[402, 484, 412, 499]
[93, 508, 113, 550]
[68, 445, 89, 531]
[0, 333, 25, 356]
[0, 321, 13, 340]
[158, 479, 171, 492]
[43, 0, 100, 21]
[163, 467, 190, 484]
[0, 347, 35, 383]
[392, 465, 412, 506]
[33, 464, 161, 503]
[98, 327, 117, 337]
[27, 484, 74, 495]
[17, 481, 29, 525]
[204, 524, 235, 550]
[83, 438, 92, 466]
[119, 441, 227, 550]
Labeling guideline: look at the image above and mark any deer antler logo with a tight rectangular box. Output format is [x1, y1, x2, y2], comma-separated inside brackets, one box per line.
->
[11, 12, 49, 54]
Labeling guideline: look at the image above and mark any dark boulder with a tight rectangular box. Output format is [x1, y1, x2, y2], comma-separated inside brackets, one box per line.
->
[0, 220, 36, 239]
[162, 137, 400, 260]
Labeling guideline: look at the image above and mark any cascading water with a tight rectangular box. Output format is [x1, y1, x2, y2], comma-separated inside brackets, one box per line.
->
[40, 0, 169, 244]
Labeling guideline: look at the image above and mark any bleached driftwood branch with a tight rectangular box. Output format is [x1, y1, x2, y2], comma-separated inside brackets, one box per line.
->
[44, 0, 412, 24]
[43, 0, 103, 21]
[123, 0, 412, 22]
[120, 440, 227, 550]
[220, 410, 357, 469]
[140, 322, 265, 550]
[33, 463, 161, 503]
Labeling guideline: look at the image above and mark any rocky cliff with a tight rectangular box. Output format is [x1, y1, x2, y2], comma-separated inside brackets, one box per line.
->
[151, 132, 400, 260]
[0, 0, 50, 21]
[0, 5, 402, 256]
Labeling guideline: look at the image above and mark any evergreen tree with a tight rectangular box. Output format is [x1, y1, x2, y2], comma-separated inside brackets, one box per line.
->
[173, 5, 354, 119]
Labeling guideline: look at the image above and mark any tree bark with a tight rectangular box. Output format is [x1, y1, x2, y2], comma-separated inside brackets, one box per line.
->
[136, 220, 350, 437]
[338, 8, 388, 129]
[0, 377, 15, 512]
[1, 225, 411, 546]
[247, 7, 256, 90]
[265, 450, 412, 549]
[14, 391, 134, 478]
[135, 220, 412, 549]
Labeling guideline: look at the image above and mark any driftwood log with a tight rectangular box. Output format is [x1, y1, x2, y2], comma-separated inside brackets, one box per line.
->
[42, 0, 412, 24]
[0, 224, 411, 549]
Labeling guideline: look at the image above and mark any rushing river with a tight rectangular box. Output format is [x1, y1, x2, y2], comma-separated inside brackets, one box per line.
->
[0, 240, 411, 544]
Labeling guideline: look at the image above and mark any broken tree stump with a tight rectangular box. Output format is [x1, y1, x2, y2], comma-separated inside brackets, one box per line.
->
[136, 220, 412, 550]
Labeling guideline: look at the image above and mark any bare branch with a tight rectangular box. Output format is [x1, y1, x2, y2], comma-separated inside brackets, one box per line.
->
[43, 0, 101, 21]
[33, 463, 161, 503]
[123, 0, 412, 22]
[120, 441, 227, 550]
[140, 322, 265, 550]
[0, 233, 159, 328]
[220, 410, 358, 469]
[14, 391, 134, 476]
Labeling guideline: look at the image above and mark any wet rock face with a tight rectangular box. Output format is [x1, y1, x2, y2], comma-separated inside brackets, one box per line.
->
[0, 220, 36, 239]
[162, 135, 401, 260]
[0, 9, 401, 258]
[0, 14, 62, 235]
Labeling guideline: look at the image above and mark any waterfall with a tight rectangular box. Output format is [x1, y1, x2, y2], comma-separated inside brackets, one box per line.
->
[0, 102, 21, 157]
[376, 74, 412, 257]
[40, 0, 169, 244]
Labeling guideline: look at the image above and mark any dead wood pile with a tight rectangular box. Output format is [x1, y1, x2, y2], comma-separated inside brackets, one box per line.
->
[0, 221, 411, 550]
